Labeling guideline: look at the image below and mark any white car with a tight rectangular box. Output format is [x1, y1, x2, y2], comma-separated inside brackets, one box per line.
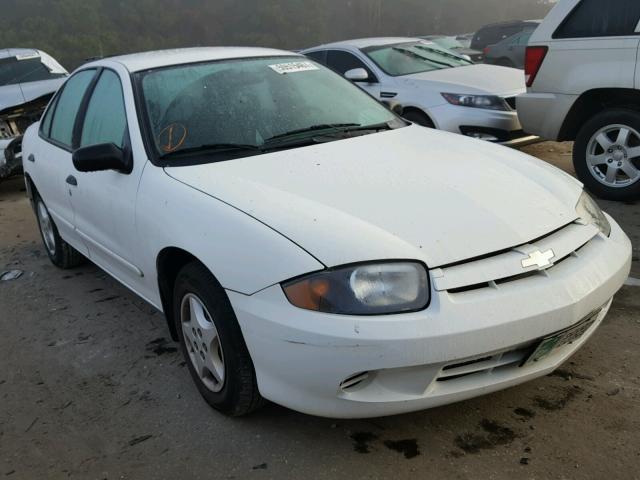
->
[22, 48, 631, 419]
[0, 48, 68, 179]
[517, 0, 640, 201]
[302, 38, 538, 147]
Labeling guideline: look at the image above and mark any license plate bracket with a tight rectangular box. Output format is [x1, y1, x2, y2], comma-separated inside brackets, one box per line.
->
[523, 311, 601, 367]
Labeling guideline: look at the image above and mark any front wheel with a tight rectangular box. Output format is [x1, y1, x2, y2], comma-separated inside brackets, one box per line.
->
[574, 109, 640, 201]
[173, 262, 264, 416]
[34, 194, 85, 269]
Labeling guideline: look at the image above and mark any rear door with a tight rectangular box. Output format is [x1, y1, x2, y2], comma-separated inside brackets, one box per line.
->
[28, 69, 97, 254]
[540, 0, 640, 94]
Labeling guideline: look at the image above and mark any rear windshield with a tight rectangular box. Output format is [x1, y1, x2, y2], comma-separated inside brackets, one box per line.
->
[0, 53, 67, 87]
[363, 42, 472, 77]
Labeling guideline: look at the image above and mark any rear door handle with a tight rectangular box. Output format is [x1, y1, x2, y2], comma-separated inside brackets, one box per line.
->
[66, 175, 78, 186]
[27, 154, 35, 163]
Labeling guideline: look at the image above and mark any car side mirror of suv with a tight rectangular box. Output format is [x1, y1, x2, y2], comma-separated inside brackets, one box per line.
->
[345, 68, 371, 83]
[72, 143, 132, 174]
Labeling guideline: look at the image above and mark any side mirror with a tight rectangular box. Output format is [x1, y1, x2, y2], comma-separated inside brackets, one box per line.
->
[72, 143, 132, 174]
[382, 100, 404, 116]
[345, 68, 371, 83]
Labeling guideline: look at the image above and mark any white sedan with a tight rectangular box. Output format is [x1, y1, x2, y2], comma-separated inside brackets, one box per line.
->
[22, 48, 631, 419]
[302, 37, 538, 147]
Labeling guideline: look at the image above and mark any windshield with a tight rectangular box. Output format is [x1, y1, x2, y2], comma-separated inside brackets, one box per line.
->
[429, 37, 464, 50]
[0, 53, 67, 87]
[138, 57, 401, 162]
[363, 42, 472, 77]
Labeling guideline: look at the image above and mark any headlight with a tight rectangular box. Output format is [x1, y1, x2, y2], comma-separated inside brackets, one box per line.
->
[576, 191, 611, 236]
[441, 93, 509, 111]
[282, 262, 430, 315]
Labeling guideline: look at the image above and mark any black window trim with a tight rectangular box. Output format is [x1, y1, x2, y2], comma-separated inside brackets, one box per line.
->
[39, 68, 100, 153]
[553, 0, 640, 40]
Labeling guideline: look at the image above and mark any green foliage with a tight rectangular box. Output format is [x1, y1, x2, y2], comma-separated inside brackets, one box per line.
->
[0, 0, 556, 70]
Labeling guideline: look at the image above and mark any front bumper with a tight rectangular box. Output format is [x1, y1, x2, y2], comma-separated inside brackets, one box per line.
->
[229, 217, 631, 418]
[429, 103, 540, 148]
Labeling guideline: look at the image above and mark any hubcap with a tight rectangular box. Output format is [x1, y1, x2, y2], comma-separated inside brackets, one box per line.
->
[37, 201, 56, 256]
[180, 294, 225, 393]
[587, 124, 640, 188]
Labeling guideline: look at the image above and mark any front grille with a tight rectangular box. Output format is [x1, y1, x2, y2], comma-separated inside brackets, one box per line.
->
[437, 345, 533, 382]
[432, 222, 599, 294]
[504, 97, 517, 110]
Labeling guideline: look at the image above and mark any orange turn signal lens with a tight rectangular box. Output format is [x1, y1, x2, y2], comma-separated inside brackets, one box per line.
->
[283, 278, 330, 311]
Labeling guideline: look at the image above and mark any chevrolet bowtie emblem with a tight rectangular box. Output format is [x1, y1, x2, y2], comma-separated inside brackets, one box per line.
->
[521, 249, 555, 269]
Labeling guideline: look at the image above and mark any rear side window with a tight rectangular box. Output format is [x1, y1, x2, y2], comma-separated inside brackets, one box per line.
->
[555, 0, 640, 38]
[49, 70, 96, 148]
[80, 70, 128, 148]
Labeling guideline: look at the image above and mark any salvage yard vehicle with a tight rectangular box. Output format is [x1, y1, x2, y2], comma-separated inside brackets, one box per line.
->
[471, 20, 541, 52]
[517, 0, 640, 201]
[0, 48, 67, 180]
[302, 38, 538, 147]
[483, 28, 536, 69]
[22, 47, 631, 418]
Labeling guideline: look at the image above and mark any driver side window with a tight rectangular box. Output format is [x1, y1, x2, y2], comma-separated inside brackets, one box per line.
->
[80, 70, 128, 148]
[326, 50, 377, 82]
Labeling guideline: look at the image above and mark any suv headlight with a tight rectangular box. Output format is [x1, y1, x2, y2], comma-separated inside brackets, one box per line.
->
[576, 191, 611, 237]
[282, 262, 430, 315]
[441, 93, 509, 111]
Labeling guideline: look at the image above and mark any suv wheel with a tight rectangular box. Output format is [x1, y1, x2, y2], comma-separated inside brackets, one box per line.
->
[173, 262, 264, 416]
[34, 194, 85, 269]
[574, 109, 640, 201]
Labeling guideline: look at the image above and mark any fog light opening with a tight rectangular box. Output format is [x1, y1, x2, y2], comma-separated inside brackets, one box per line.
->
[466, 131, 499, 142]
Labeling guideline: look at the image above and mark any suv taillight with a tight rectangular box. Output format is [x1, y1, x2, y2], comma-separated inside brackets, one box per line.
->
[525, 46, 548, 88]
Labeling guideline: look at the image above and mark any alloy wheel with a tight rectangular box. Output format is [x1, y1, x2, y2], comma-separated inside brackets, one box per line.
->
[180, 293, 226, 393]
[36, 200, 57, 256]
[586, 124, 640, 188]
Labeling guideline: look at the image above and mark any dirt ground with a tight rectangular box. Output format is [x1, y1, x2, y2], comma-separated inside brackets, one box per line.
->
[1, 142, 639, 480]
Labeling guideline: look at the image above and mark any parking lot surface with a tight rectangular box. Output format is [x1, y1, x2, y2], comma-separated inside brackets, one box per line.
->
[1, 142, 639, 479]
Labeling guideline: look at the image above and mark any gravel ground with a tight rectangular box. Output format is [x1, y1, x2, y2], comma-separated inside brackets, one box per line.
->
[0, 142, 639, 479]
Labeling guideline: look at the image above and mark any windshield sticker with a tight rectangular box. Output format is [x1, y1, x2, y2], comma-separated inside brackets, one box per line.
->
[16, 53, 40, 61]
[269, 61, 319, 75]
[158, 123, 188, 153]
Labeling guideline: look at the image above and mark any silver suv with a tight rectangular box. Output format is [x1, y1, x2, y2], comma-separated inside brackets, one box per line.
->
[517, 0, 640, 201]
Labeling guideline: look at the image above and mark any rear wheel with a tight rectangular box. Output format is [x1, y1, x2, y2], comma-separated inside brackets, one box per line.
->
[173, 262, 264, 416]
[574, 109, 640, 201]
[402, 110, 434, 128]
[34, 194, 85, 269]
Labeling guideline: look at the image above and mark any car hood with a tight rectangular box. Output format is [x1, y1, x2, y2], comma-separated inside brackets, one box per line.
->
[165, 126, 582, 269]
[400, 64, 525, 97]
[0, 78, 65, 113]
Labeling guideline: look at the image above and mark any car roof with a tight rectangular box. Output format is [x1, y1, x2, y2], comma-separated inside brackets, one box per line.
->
[0, 48, 44, 60]
[85, 47, 301, 73]
[304, 37, 425, 51]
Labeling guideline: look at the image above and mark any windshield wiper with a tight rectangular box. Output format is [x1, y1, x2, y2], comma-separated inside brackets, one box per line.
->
[159, 143, 263, 160]
[340, 122, 395, 133]
[264, 123, 360, 143]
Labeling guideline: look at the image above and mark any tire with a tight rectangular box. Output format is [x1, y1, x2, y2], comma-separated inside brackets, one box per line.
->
[574, 109, 640, 202]
[403, 110, 435, 128]
[173, 262, 264, 417]
[34, 193, 85, 269]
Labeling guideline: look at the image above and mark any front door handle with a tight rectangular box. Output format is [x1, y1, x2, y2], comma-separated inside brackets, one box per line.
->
[66, 175, 78, 186]
[27, 154, 35, 163]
